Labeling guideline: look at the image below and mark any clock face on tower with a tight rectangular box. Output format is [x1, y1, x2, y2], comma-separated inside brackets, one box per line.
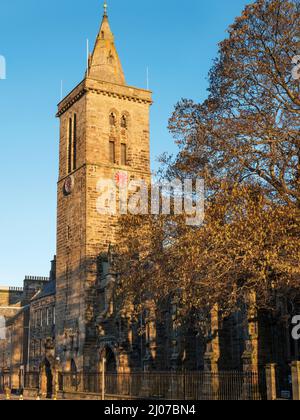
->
[64, 175, 75, 195]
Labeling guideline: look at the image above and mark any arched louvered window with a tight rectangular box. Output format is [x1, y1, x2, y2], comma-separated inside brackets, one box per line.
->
[68, 118, 72, 174]
[109, 112, 116, 126]
[67, 114, 77, 173]
[121, 143, 127, 166]
[109, 140, 116, 164]
[73, 114, 77, 170]
[121, 115, 127, 129]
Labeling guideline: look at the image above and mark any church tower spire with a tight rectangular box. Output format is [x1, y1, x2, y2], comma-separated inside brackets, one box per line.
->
[88, 2, 126, 85]
[56, 2, 152, 373]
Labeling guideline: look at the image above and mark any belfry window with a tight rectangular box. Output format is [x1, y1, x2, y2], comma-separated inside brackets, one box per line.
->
[121, 115, 127, 129]
[73, 114, 77, 171]
[121, 143, 127, 166]
[67, 114, 77, 173]
[68, 118, 73, 174]
[109, 112, 116, 127]
[109, 140, 116, 164]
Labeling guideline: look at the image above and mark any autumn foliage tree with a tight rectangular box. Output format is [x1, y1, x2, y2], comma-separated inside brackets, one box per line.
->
[115, 185, 300, 318]
[114, 0, 300, 322]
[169, 0, 300, 206]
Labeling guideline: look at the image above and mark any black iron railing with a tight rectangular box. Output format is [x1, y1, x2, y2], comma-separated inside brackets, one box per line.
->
[0, 373, 11, 392]
[58, 371, 266, 401]
[24, 372, 39, 390]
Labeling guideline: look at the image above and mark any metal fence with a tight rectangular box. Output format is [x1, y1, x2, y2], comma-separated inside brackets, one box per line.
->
[24, 372, 39, 390]
[0, 373, 11, 392]
[58, 371, 266, 400]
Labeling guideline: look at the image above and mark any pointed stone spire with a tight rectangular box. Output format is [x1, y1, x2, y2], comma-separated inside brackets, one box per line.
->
[87, 2, 126, 85]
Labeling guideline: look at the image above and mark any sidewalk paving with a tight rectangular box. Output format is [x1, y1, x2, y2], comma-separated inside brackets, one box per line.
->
[0, 394, 57, 401]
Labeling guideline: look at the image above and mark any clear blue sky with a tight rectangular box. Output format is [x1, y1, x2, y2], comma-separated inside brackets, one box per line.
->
[0, 0, 251, 286]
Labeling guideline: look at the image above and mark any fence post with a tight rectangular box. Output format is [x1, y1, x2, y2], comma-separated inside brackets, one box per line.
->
[53, 367, 59, 400]
[102, 357, 106, 400]
[291, 361, 300, 401]
[265, 364, 277, 401]
[203, 354, 219, 400]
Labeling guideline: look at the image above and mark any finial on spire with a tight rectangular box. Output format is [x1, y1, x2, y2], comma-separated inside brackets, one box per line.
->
[103, 1, 108, 17]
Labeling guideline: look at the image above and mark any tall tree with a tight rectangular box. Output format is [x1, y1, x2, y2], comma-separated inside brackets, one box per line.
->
[114, 0, 300, 324]
[115, 185, 300, 319]
[169, 0, 300, 207]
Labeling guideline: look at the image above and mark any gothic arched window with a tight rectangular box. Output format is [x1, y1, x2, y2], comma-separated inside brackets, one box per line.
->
[121, 143, 127, 166]
[121, 115, 128, 129]
[70, 359, 78, 388]
[68, 117, 72, 173]
[67, 114, 77, 174]
[109, 112, 116, 127]
[109, 140, 116, 163]
[73, 113, 77, 171]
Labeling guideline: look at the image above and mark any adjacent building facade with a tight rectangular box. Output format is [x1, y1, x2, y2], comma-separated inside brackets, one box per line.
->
[0, 275, 52, 392]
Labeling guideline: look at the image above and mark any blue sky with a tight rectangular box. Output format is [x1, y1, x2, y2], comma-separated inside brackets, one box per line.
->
[0, 0, 251, 286]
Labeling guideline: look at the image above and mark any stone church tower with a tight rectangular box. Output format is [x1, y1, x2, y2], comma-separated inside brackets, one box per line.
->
[55, 4, 152, 373]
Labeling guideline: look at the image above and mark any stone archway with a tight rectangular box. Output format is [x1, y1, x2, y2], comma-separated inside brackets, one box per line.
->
[105, 347, 117, 373]
[40, 358, 53, 399]
[70, 359, 79, 391]
[99, 346, 118, 396]
[99, 345, 118, 373]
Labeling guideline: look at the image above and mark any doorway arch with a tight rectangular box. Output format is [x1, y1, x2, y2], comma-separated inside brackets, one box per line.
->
[105, 347, 117, 373]
[99, 346, 118, 373]
[70, 359, 78, 390]
[40, 358, 53, 399]
[99, 346, 118, 396]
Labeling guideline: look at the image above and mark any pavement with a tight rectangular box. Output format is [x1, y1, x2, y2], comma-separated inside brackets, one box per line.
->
[0, 393, 58, 401]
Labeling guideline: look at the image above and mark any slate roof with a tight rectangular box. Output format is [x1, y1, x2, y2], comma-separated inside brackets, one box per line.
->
[32, 279, 56, 301]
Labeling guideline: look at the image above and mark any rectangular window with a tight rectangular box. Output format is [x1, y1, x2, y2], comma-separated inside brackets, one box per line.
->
[73, 114, 77, 171]
[53, 307, 56, 326]
[70, 336, 74, 351]
[37, 310, 41, 328]
[68, 117, 73, 174]
[121, 143, 127, 166]
[46, 308, 49, 326]
[109, 141, 116, 164]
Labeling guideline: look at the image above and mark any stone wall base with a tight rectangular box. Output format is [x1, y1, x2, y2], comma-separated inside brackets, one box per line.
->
[58, 392, 143, 400]
[23, 388, 39, 399]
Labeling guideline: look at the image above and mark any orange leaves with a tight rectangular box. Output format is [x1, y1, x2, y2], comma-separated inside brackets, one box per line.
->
[115, 182, 300, 318]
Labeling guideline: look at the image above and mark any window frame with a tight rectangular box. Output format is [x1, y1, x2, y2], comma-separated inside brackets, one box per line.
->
[68, 117, 73, 174]
[109, 140, 116, 164]
[121, 143, 127, 166]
